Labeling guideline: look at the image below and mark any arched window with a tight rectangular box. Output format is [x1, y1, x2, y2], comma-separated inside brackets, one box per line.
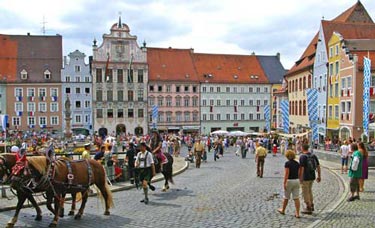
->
[308, 74, 312, 88]
[289, 101, 292, 115]
[299, 100, 302, 115]
[299, 78, 302, 91]
[303, 76, 306, 90]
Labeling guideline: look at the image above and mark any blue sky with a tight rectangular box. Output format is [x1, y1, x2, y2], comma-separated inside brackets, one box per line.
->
[0, 0, 374, 69]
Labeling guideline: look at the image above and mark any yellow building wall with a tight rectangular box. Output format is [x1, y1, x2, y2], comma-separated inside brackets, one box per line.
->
[287, 72, 309, 133]
[327, 33, 341, 134]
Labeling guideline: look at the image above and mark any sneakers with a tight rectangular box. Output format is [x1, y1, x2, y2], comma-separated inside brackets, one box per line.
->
[140, 198, 149, 204]
[347, 196, 355, 202]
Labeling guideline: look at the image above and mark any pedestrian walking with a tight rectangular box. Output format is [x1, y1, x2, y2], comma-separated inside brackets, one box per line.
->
[213, 141, 220, 161]
[347, 143, 362, 201]
[135, 142, 156, 204]
[193, 138, 205, 168]
[339, 140, 349, 174]
[278, 150, 301, 218]
[280, 138, 286, 155]
[358, 142, 368, 192]
[255, 142, 267, 178]
[299, 144, 321, 214]
[104, 145, 115, 182]
[125, 142, 136, 184]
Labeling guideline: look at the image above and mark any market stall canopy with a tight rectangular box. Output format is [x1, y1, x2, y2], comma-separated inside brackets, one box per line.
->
[228, 131, 252, 137]
[278, 131, 310, 139]
[210, 130, 229, 136]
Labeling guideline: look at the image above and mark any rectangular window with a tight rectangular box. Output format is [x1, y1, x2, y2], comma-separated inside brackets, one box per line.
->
[202, 99, 207, 106]
[107, 90, 113, 101]
[166, 97, 172, 107]
[329, 105, 333, 119]
[185, 86, 189, 92]
[334, 83, 339, 97]
[329, 84, 333, 97]
[193, 112, 198, 121]
[50, 88, 58, 97]
[226, 113, 230, 120]
[335, 45, 339, 56]
[15, 102, 23, 112]
[184, 112, 190, 121]
[249, 113, 253, 120]
[75, 76, 81, 82]
[193, 86, 197, 93]
[209, 87, 214, 93]
[51, 102, 58, 112]
[341, 102, 346, 113]
[38, 88, 46, 97]
[241, 113, 245, 120]
[216, 113, 221, 121]
[137, 69, 144, 83]
[85, 88, 90, 94]
[66, 76, 70, 82]
[96, 69, 102, 83]
[158, 85, 163, 92]
[217, 99, 221, 106]
[329, 63, 333, 76]
[117, 69, 123, 83]
[27, 117, 35, 126]
[234, 100, 238, 106]
[335, 61, 339, 75]
[256, 100, 261, 106]
[217, 87, 221, 93]
[226, 87, 230, 93]
[264, 100, 268, 106]
[329, 47, 333, 58]
[249, 100, 253, 106]
[137, 89, 144, 101]
[240, 99, 245, 106]
[76, 87, 81, 94]
[84, 100, 90, 108]
[166, 85, 171, 92]
[264, 87, 268, 93]
[27, 102, 35, 112]
[85, 77, 90, 82]
[117, 91, 123, 101]
[74, 101, 80, 108]
[51, 116, 58, 125]
[38, 102, 47, 112]
[75, 65, 81, 72]
[203, 114, 207, 121]
[256, 114, 261, 120]
[106, 69, 113, 82]
[74, 115, 81, 123]
[128, 108, 134, 118]
[209, 99, 214, 106]
[27, 88, 35, 97]
[249, 87, 253, 93]
[176, 98, 181, 107]
[138, 109, 144, 118]
[233, 114, 237, 120]
[176, 86, 180, 93]
[128, 90, 134, 101]
[347, 101, 351, 112]
[66, 88, 71, 94]
[335, 105, 339, 120]
[166, 112, 172, 122]
[96, 90, 102, 101]
[347, 77, 352, 88]
[85, 115, 90, 123]
[149, 85, 154, 92]
[226, 99, 230, 106]
[202, 87, 206, 93]
[118, 109, 124, 118]
[209, 114, 214, 121]
[233, 87, 237, 93]
[256, 87, 261, 93]
[15, 88, 23, 97]
[96, 109, 103, 118]
[158, 97, 163, 106]
[192, 97, 198, 107]
[341, 78, 346, 89]
[12, 117, 21, 126]
[107, 109, 113, 118]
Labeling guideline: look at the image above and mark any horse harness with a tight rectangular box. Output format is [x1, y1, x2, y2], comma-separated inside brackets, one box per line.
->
[48, 159, 93, 192]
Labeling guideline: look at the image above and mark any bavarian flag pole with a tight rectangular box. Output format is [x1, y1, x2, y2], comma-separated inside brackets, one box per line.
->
[363, 56, 371, 138]
[0, 114, 8, 152]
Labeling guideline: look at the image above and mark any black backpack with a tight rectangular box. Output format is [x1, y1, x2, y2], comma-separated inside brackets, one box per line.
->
[306, 154, 317, 172]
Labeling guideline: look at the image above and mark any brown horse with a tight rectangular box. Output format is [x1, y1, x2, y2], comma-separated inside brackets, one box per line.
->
[10, 156, 113, 227]
[0, 154, 81, 228]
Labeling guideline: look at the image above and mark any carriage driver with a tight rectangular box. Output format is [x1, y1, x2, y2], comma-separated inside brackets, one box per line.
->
[135, 142, 156, 205]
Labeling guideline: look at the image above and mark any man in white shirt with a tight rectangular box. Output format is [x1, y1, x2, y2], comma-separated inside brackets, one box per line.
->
[135, 142, 155, 204]
[340, 140, 350, 174]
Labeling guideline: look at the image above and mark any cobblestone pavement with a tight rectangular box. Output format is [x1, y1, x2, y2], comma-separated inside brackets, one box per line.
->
[0, 147, 343, 228]
[310, 160, 375, 228]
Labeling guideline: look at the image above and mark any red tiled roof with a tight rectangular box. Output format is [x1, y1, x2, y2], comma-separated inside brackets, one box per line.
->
[333, 1, 373, 23]
[192, 53, 269, 84]
[0, 35, 18, 81]
[286, 1, 374, 77]
[147, 47, 198, 82]
[351, 50, 375, 69]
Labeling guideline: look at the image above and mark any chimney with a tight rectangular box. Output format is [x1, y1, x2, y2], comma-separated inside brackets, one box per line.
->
[27, 32, 30, 36]
[63, 56, 67, 66]
[276, 52, 280, 60]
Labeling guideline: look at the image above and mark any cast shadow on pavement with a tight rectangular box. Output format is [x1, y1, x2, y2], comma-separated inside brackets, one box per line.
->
[152, 188, 196, 201]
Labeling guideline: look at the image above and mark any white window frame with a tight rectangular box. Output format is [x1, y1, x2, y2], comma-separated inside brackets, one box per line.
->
[27, 88, 35, 97]
[44, 69, 51, 79]
[27, 117, 35, 125]
[38, 88, 47, 97]
[50, 116, 59, 125]
[15, 88, 23, 97]
[15, 102, 23, 112]
[38, 102, 47, 112]
[27, 102, 36, 112]
[50, 88, 58, 97]
[74, 114, 82, 124]
[50, 102, 59, 112]
[39, 116, 47, 125]
[12, 117, 21, 126]
[20, 69, 28, 80]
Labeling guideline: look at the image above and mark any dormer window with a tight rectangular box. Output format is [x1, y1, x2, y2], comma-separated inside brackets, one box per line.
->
[44, 70, 51, 79]
[20, 69, 28, 80]
[75, 65, 81, 72]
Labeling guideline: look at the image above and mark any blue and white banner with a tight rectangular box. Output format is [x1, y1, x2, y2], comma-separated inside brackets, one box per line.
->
[264, 105, 270, 133]
[280, 100, 289, 133]
[306, 88, 319, 141]
[152, 105, 158, 129]
[0, 114, 8, 131]
[363, 57, 371, 137]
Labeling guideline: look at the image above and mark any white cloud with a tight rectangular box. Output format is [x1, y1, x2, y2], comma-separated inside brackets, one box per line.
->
[0, 0, 374, 69]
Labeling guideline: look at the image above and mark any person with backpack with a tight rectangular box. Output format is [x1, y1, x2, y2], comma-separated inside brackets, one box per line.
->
[299, 144, 321, 215]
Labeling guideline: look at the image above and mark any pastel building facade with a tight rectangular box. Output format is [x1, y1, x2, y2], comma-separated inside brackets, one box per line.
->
[147, 48, 200, 134]
[92, 18, 148, 136]
[61, 50, 93, 135]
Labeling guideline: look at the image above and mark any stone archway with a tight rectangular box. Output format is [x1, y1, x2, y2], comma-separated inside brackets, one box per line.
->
[116, 124, 126, 136]
[340, 127, 351, 141]
[98, 128, 108, 139]
[135, 127, 143, 136]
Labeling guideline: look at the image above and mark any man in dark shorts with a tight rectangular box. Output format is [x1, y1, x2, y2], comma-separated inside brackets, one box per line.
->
[135, 142, 156, 204]
[125, 142, 136, 184]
